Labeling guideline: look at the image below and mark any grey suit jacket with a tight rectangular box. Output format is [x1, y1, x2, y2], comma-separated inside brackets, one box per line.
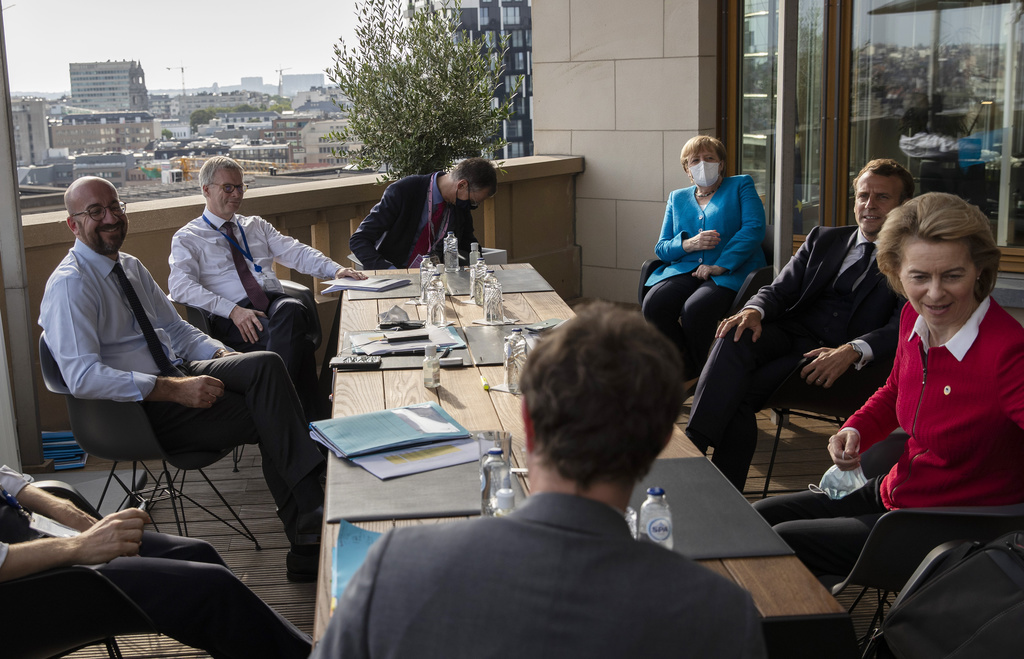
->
[313, 493, 767, 659]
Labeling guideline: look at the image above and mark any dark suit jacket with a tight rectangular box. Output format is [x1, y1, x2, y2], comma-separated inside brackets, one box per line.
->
[748, 225, 902, 360]
[349, 174, 478, 270]
[313, 492, 767, 659]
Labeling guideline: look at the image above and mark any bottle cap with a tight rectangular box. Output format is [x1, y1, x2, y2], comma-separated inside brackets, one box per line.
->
[646, 487, 665, 496]
[424, 344, 436, 357]
[471, 242, 479, 251]
[488, 448, 503, 455]
[447, 231, 455, 236]
[496, 488, 514, 510]
[511, 328, 522, 334]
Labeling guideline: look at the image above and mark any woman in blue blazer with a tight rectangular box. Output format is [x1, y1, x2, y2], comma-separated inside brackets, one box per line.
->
[642, 136, 766, 379]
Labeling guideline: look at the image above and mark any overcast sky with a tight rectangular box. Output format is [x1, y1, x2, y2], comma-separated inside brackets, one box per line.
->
[3, 0, 362, 95]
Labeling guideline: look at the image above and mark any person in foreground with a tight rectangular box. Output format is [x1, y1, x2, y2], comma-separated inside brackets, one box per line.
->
[169, 156, 365, 421]
[754, 192, 1024, 578]
[642, 135, 766, 379]
[0, 465, 311, 658]
[349, 157, 497, 270]
[686, 159, 914, 491]
[39, 176, 326, 582]
[312, 302, 767, 659]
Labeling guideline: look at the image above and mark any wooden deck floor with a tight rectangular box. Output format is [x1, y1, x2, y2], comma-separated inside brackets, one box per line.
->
[61, 404, 878, 657]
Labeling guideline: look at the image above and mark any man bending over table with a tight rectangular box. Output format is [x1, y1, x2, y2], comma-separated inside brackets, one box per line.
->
[313, 302, 766, 658]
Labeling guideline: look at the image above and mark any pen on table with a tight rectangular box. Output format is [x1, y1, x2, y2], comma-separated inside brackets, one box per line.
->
[480, 375, 490, 390]
[440, 346, 451, 358]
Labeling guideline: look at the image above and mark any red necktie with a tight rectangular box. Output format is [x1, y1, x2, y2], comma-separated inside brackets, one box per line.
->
[407, 201, 446, 267]
[223, 221, 270, 311]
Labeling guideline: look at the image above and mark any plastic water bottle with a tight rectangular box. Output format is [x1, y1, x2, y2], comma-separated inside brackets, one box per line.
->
[493, 488, 515, 517]
[422, 344, 440, 389]
[418, 254, 437, 304]
[481, 448, 508, 516]
[444, 231, 458, 272]
[426, 272, 446, 327]
[470, 257, 487, 306]
[469, 241, 480, 265]
[639, 487, 673, 549]
[503, 328, 527, 394]
[483, 270, 503, 324]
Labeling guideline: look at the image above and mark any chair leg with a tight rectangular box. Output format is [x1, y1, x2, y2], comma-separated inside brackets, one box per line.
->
[105, 636, 124, 659]
[760, 411, 787, 499]
[232, 444, 244, 473]
[162, 465, 261, 549]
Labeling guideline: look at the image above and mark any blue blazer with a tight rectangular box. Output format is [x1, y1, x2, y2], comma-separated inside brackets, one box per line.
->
[646, 175, 766, 292]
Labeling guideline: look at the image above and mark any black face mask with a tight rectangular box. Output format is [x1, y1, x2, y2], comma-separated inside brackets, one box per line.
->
[454, 186, 477, 210]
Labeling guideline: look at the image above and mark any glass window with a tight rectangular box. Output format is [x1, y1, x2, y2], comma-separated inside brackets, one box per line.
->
[503, 6, 520, 25]
[480, 7, 490, 24]
[849, 1, 1022, 246]
[738, 1, 824, 232]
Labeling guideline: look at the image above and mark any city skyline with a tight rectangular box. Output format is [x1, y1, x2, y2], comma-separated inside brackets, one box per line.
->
[3, 0, 361, 96]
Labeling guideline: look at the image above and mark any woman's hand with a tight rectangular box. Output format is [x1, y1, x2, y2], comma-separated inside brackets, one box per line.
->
[692, 265, 727, 280]
[828, 429, 862, 470]
[683, 230, 721, 253]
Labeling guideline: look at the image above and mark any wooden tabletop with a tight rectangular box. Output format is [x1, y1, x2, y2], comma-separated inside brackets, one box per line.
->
[314, 264, 846, 643]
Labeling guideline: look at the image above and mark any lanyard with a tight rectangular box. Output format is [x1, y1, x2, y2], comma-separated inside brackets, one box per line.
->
[1, 485, 28, 518]
[203, 214, 263, 274]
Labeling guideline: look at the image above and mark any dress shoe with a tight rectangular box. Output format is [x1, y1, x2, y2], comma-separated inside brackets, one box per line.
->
[286, 544, 320, 583]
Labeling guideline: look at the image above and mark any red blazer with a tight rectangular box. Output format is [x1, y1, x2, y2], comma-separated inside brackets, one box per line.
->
[849, 299, 1024, 509]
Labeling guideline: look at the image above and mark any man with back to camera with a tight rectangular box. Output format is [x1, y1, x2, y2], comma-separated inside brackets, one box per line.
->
[349, 157, 497, 270]
[312, 302, 767, 659]
[0, 465, 311, 658]
[39, 176, 326, 582]
[686, 159, 914, 492]
[169, 156, 366, 421]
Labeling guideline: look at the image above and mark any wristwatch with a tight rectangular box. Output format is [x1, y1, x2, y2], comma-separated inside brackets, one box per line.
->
[846, 342, 864, 360]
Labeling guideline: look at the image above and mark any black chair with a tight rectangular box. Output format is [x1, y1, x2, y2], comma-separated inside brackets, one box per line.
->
[756, 355, 893, 498]
[38, 334, 261, 549]
[2, 481, 157, 659]
[183, 279, 322, 470]
[826, 431, 1024, 635]
[638, 228, 774, 316]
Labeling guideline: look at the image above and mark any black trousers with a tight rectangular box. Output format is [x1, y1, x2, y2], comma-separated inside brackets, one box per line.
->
[752, 477, 888, 578]
[100, 530, 311, 658]
[210, 294, 325, 422]
[641, 274, 736, 378]
[686, 320, 822, 491]
[141, 351, 324, 543]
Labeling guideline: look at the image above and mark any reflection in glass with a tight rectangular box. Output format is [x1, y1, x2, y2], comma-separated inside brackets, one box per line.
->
[850, 1, 1023, 246]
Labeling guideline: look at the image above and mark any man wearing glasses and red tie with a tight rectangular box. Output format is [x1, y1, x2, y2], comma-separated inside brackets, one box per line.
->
[39, 176, 326, 582]
[168, 156, 364, 421]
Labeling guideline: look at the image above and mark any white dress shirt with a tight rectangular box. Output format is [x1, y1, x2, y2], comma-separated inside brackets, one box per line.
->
[0, 465, 32, 570]
[39, 240, 223, 402]
[168, 208, 343, 318]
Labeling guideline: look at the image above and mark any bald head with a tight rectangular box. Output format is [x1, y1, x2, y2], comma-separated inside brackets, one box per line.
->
[64, 177, 128, 260]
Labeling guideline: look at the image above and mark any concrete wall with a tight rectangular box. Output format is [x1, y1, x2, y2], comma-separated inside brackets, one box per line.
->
[532, 0, 715, 302]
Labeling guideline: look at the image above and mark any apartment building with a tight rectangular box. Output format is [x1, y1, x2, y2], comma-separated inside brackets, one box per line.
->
[69, 60, 149, 112]
[12, 97, 49, 166]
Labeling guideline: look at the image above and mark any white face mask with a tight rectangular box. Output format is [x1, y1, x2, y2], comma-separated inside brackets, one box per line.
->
[690, 161, 720, 188]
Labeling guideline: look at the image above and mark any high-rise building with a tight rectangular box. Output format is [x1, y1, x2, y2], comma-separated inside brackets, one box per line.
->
[69, 60, 149, 112]
[12, 97, 50, 166]
[407, 0, 533, 159]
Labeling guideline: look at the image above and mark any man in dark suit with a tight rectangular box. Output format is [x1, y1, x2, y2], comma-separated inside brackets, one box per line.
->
[348, 157, 497, 270]
[312, 303, 767, 659]
[686, 159, 914, 491]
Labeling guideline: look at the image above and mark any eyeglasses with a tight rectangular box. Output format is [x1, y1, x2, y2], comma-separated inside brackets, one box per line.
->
[212, 183, 248, 194]
[71, 201, 127, 221]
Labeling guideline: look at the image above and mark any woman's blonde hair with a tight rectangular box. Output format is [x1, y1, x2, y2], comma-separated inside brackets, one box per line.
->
[680, 136, 727, 173]
[876, 192, 1000, 301]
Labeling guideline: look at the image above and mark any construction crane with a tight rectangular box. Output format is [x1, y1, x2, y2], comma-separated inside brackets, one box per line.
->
[275, 67, 292, 98]
[166, 64, 188, 99]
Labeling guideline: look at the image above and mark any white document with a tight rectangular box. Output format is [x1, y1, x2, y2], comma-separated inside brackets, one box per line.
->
[351, 438, 480, 480]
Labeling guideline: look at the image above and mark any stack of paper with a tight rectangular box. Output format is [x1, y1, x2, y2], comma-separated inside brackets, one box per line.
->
[321, 276, 410, 294]
[348, 326, 466, 356]
[310, 401, 471, 459]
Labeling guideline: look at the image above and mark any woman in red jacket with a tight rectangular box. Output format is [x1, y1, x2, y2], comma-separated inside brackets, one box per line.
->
[753, 192, 1024, 578]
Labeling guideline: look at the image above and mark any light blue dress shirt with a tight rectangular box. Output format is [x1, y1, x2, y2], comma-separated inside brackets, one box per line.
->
[39, 240, 223, 402]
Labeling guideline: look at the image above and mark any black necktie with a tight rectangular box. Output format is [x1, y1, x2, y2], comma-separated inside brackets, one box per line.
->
[111, 262, 182, 377]
[223, 221, 270, 312]
[834, 242, 875, 296]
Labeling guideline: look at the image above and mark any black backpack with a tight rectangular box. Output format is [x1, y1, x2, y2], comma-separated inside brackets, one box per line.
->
[868, 530, 1024, 659]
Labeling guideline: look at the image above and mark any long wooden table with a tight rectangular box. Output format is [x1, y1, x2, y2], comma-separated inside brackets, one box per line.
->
[314, 264, 856, 657]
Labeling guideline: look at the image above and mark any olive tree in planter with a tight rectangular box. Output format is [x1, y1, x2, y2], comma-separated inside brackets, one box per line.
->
[326, 0, 522, 180]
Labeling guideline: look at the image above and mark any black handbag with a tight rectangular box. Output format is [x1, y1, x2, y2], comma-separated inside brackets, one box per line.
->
[874, 530, 1024, 659]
